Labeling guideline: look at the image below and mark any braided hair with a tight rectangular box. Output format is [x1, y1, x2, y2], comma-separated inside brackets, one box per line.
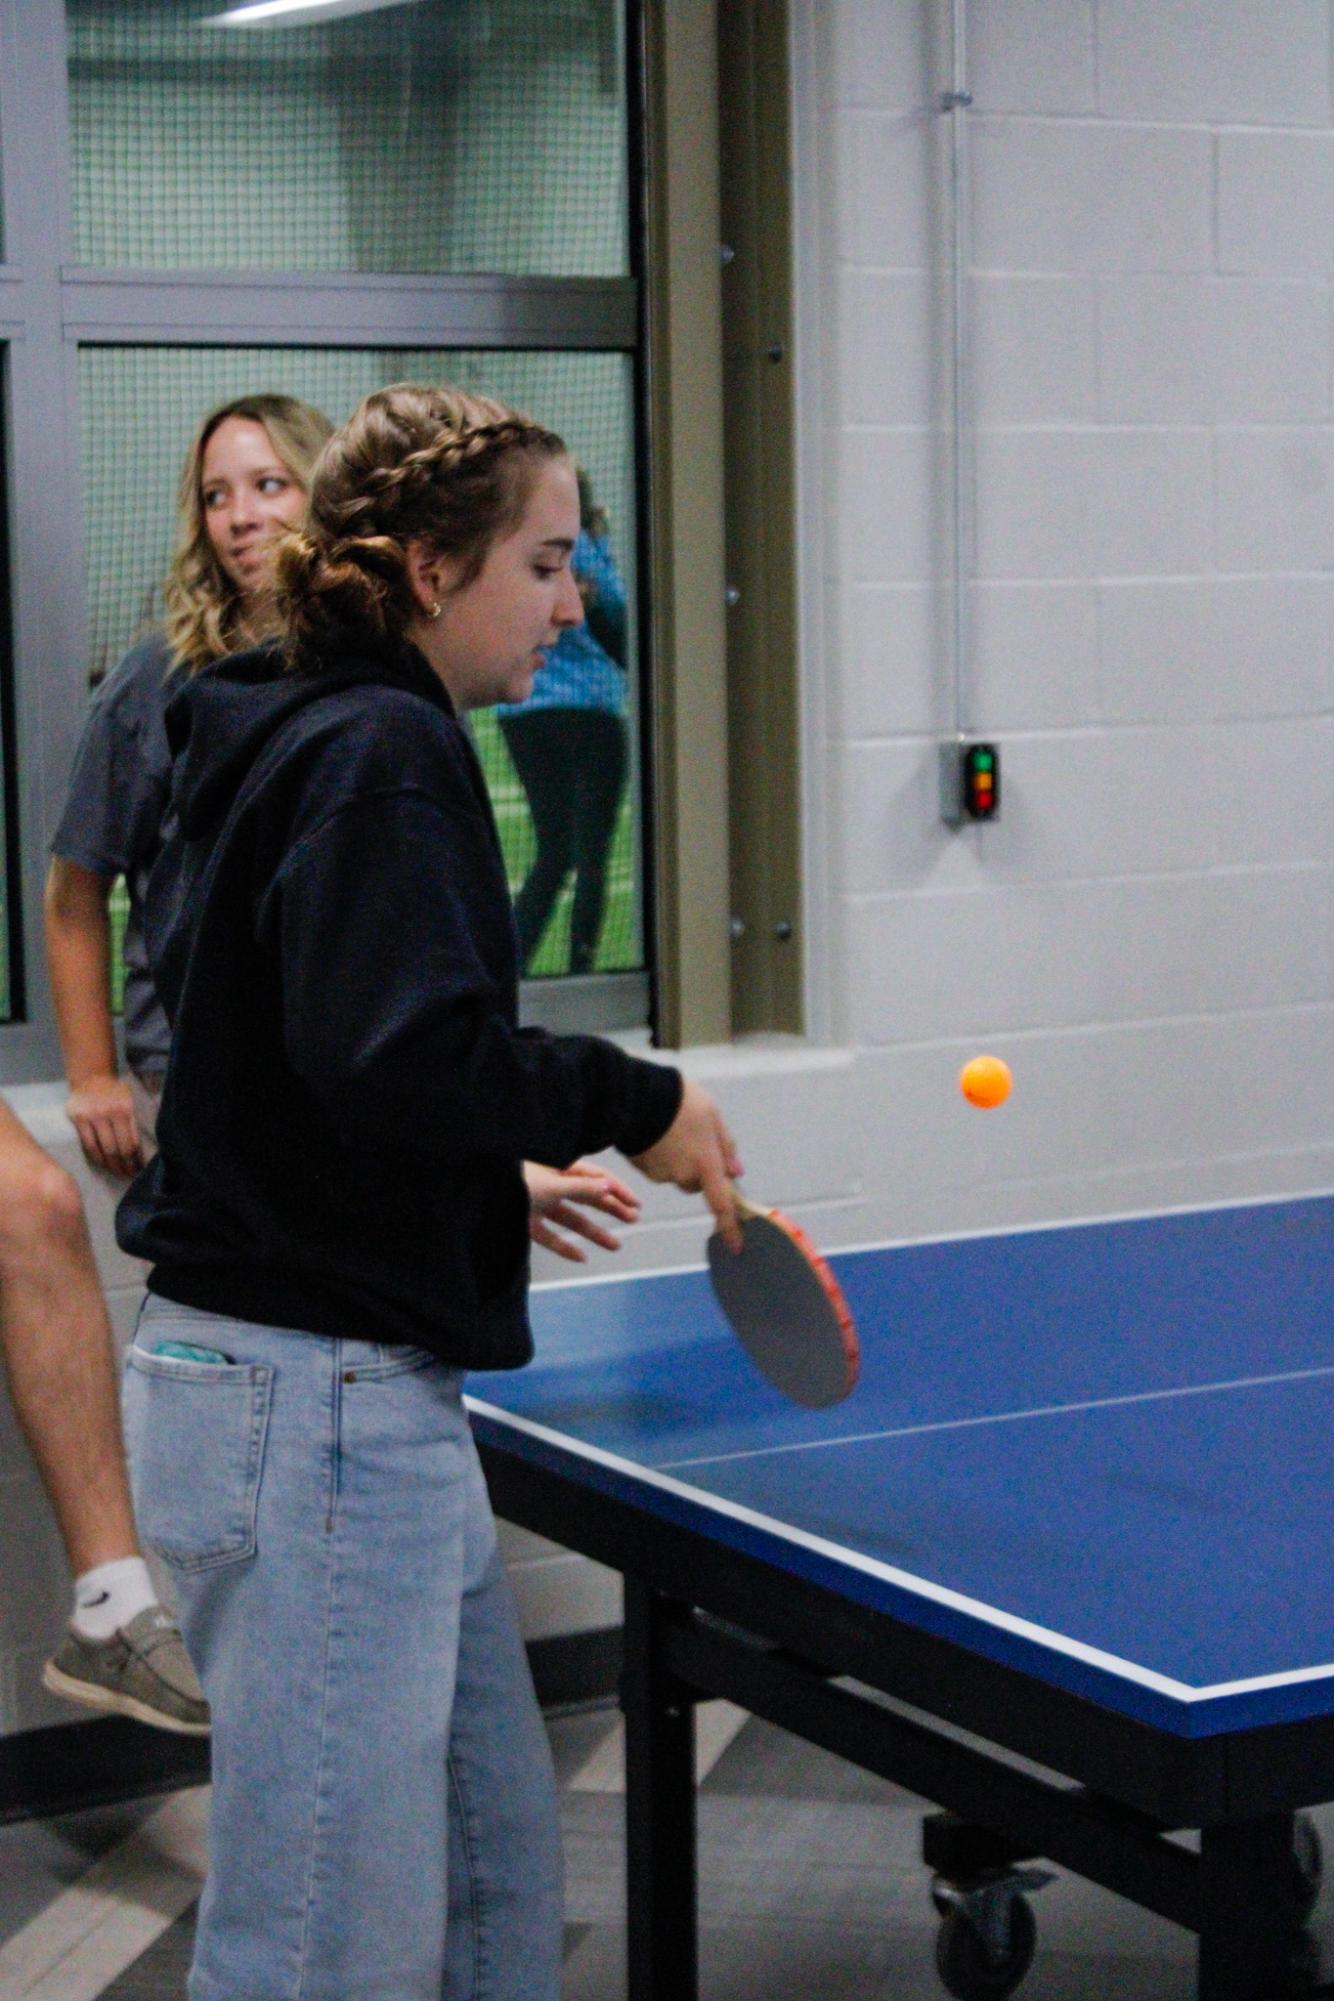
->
[274, 383, 567, 672]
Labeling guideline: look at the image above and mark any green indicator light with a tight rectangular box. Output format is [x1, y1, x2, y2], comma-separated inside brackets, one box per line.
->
[973, 752, 993, 771]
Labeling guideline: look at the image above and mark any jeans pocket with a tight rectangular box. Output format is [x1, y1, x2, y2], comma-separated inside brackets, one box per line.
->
[123, 1349, 273, 1572]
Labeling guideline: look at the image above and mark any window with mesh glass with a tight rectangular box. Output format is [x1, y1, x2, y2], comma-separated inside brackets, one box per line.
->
[78, 344, 644, 1001]
[67, 0, 628, 276]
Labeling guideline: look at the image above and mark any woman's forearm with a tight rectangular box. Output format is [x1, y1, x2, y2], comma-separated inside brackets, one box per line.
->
[44, 858, 119, 1087]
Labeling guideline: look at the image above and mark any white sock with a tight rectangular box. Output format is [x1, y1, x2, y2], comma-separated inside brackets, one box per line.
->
[71, 1557, 159, 1640]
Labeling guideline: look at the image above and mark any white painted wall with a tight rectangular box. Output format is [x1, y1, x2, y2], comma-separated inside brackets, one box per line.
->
[4, 0, 1334, 1732]
[801, 0, 1334, 1244]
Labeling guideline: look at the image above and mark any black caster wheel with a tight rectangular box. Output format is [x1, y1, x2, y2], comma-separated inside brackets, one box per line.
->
[935, 1896, 1037, 2001]
[1294, 1814, 1323, 1924]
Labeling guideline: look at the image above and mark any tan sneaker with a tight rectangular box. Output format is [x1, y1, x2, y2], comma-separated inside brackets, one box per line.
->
[43, 1607, 210, 1736]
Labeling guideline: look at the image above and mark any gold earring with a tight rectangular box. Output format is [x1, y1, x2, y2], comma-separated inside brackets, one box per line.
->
[428, 599, 442, 621]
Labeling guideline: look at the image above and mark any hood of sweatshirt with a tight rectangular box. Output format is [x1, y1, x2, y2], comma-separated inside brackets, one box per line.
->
[165, 639, 455, 842]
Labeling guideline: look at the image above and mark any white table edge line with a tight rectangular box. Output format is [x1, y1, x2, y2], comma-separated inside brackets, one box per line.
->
[466, 1397, 1331, 1706]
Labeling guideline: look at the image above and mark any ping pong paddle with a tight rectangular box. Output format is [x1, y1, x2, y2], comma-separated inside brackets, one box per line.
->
[707, 1192, 860, 1408]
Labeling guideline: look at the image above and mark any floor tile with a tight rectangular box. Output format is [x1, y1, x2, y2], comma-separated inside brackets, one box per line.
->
[0, 1805, 160, 1940]
[6, 1710, 1334, 2000]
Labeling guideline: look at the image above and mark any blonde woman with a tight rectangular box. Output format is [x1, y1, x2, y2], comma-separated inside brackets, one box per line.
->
[46, 394, 333, 1178]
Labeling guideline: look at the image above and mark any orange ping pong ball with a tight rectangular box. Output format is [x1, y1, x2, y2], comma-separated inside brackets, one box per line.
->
[959, 1054, 1012, 1109]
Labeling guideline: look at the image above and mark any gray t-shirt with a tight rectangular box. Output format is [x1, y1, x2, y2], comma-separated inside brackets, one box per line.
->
[52, 632, 177, 1076]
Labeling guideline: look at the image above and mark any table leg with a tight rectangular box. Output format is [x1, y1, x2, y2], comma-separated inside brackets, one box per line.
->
[1197, 1814, 1298, 2000]
[622, 1579, 699, 2001]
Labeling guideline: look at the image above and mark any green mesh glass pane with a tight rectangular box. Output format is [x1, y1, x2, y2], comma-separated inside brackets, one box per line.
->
[0, 679, 7, 1018]
[68, 0, 628, 276]
[0, 384, 9, 1020]
[0, 832, 8, 1022]
[78, 344, 643, 1005]
[108, 878, 129, 1014]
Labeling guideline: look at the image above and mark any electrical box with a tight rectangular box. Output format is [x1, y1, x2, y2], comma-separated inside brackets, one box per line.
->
[940, 740, 1000, 827]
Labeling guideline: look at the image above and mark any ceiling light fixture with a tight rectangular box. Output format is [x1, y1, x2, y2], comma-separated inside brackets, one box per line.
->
[206, 0, 422, 29]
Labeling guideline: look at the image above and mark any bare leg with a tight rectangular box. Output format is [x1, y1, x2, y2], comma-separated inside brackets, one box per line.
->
[0, 1102, 209, 1731]
[0, 1099, 138, 1574]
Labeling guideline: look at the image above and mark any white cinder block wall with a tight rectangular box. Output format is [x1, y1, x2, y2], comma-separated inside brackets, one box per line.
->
[814, 0, 1334, 1242]
[4, 0, 1334, 1731]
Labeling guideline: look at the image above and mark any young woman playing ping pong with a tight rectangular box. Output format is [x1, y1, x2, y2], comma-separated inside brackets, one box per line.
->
[116, 382, 742, 2001]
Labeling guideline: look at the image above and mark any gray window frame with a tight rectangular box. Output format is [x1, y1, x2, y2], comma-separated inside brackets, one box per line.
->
[0, 0, 649, 1083]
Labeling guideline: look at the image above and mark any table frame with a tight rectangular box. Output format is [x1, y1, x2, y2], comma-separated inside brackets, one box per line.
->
[479, 1433, 1334, 2001]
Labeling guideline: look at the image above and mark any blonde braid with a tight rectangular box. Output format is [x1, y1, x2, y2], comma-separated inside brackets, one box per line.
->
[351, 417, 552, 523]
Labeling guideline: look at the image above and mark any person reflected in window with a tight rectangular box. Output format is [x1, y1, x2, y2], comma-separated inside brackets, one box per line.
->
[496, 468, 630, 975]
[45, 393, 334, 1179]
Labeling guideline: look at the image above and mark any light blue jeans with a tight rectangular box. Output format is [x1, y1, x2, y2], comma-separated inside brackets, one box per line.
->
[124, 1297, 563, 2001]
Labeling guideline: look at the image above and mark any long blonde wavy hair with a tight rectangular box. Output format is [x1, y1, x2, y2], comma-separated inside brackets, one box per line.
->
[163, 394, 334, 673]
[274, 383, 566, 674]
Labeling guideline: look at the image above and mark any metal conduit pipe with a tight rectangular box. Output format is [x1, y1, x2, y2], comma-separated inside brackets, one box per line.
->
[943, 0, 973, 748]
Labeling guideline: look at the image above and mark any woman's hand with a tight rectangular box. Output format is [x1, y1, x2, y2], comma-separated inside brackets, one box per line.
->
[65, 1073, 144, 1180]
[524, 1159, 642, 1263]
[629, 1079, 744, 1251]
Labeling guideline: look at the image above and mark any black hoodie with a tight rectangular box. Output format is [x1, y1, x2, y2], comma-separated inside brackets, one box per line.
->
[116, 640, 683, 1367]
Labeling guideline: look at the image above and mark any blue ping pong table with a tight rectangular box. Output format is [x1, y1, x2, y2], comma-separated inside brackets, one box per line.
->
[470, 1194, 1334, 2001]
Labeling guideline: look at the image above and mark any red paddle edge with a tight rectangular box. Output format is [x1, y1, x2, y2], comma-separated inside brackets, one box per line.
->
[753, 1203, 861, 1395]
